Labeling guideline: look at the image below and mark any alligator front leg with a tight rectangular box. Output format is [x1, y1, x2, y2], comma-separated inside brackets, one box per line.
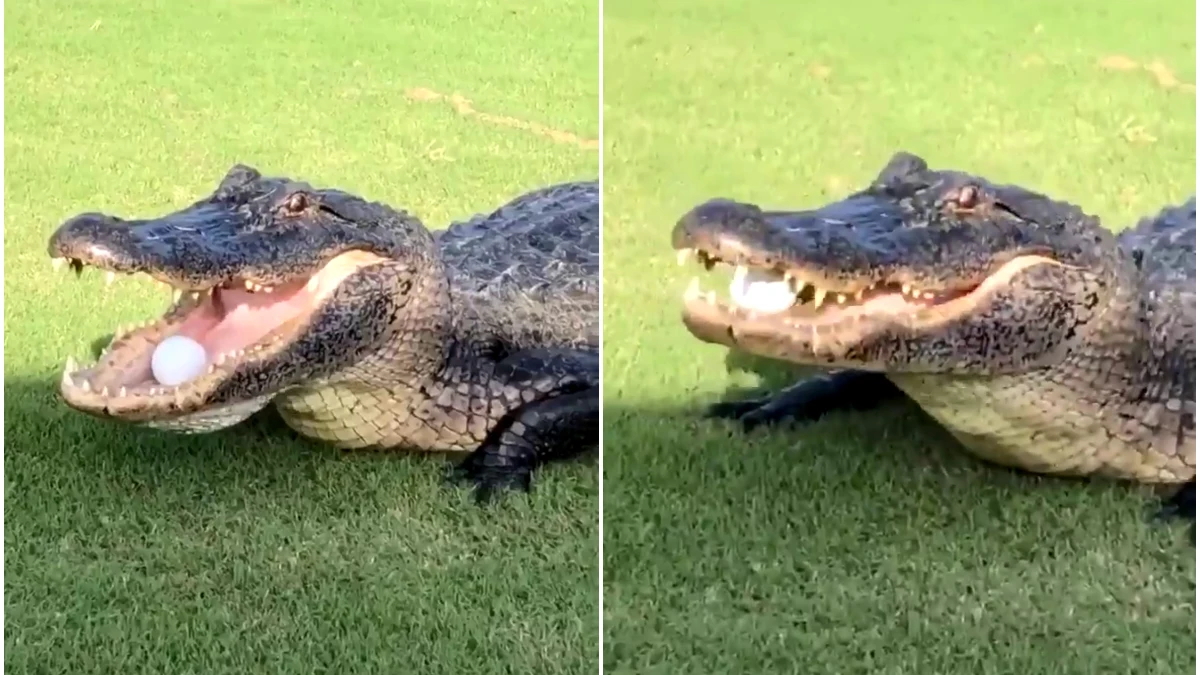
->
[448, 348, 599, 504]
[707, 370, 904, 432]
[451, 389, 598, 503]
[1154, 480, 1196, 522]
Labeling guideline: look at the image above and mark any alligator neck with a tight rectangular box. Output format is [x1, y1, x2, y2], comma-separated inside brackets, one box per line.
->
[272, 257, 467, 450]
[889, 271, 1196, 483]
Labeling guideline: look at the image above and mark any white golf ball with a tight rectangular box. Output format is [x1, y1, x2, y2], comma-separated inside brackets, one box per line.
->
[151, 335, 209, 386]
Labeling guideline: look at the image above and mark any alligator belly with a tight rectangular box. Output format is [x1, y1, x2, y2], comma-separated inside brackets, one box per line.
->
[275, 384, 480, 453]
[889, 375, 1195, 484]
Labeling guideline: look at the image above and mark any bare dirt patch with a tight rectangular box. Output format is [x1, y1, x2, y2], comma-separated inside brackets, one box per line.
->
[405, 87, 599, 151]
[1099, 55, 1195, 94]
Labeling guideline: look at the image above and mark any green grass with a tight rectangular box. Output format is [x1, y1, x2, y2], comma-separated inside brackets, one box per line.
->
[601, 0, 1195, 672]
[5, 1, 598, 673]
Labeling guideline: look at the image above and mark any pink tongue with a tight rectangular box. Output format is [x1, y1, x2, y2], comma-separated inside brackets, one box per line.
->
[201, 288, 307, 356]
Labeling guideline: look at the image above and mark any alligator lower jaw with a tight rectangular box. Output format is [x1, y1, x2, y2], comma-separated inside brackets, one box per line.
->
[676, 252, 1063, 356]
[56, 250, 389, 418]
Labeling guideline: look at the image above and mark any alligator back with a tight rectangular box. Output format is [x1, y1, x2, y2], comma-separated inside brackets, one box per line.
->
[1116, 197, 1196, 288]
[437, 180, 600, 353]
[1116, 197, 1196, 413]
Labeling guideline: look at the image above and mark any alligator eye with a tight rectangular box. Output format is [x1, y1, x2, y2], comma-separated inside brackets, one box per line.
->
[284, 193, 308, 213]
[955, 185, 979, 209]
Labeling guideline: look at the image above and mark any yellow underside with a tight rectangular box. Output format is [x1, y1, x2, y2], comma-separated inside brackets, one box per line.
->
[275, 380, 494, 454]
[889, 373, 1196, 484]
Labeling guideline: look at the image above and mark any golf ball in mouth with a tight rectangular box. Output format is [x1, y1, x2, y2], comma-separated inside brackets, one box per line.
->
[150, 335, 208, 386]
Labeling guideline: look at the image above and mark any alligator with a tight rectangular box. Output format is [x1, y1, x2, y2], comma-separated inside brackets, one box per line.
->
[48, 165, 599, 502]
[670, 151, 1196, 519]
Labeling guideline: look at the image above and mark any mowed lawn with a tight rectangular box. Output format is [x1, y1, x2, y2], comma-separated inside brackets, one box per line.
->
[602, 0, 1195, 672]
[5, 1, 598, 673]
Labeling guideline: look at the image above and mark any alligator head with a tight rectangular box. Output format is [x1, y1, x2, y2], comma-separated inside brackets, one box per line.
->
[671, 151, 1132, 374]
[49, 164, 449, 431]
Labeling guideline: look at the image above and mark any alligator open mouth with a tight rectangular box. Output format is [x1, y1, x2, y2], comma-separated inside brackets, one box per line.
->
[675, 244, 1065, 345]
[55, 249, 387, 414]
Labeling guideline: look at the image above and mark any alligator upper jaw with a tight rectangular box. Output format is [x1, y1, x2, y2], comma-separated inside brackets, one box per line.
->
[46, 203, 377, 292]
[54, 249, 389, 420]
[674, 246, 1064, 363]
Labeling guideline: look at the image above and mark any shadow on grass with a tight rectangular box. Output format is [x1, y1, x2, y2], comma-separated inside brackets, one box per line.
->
[4, 366, 598, 518]
[602, 356, 1194, 671]
[5, 368, 600, 674]
[605, 353, 1194, 550]
[3, 335, 601, 502]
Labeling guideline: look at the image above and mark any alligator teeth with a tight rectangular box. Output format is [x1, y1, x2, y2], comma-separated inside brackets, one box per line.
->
[104, 271, 116, 286]
[836, 293, 847, 305]
[676, 249, 692, 266]
[61, 359, 75, 388]
[241, 281, 274, 293]
[119, 386, 127, 397]
[812, 288, 827, 309]
[173, 289, 183, 302]
[705, 290, 716, 304]
[213, 349, 245, 365]
[80, 379, 91, 393]
[51, 257, 66, 271]
[100, 386, 109, 397]
[901, 283, 911, 295]
[684, 277, 700, 298]
[923, 291, 936, 300]
[854, 288, 865, 302]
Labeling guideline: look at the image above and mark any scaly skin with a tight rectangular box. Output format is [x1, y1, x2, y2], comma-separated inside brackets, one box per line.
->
[671, 152, 1195, 518]
[48, 165, 599, 501]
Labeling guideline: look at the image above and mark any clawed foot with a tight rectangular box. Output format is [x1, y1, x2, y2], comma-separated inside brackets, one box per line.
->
[705, 395, 790, 432]
[445, 447, 535, 505]
[705, 371, 903, 433]
[1152, 481, 1195, 522]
